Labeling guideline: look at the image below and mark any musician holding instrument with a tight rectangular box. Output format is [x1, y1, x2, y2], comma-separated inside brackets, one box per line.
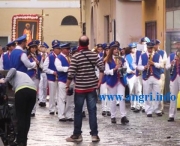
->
[54, 43, 74, 122]
[43, 40, 61, 115]
[100, 43, 111, 117]
[166, 41, 180, 122]
[137, 42, 163, 117]
[105, 41, 129, 124]
[38, 42, 49, 107]
[27, 40, 41, 117]
[125, 43, 138, 111]
[153, 39, 167, 114]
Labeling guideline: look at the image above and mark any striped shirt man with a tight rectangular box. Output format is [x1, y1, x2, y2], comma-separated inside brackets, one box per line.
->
[67, 49, 104, 93]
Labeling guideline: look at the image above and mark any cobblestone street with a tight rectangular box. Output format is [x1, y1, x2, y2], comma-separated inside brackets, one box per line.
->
[27, 102, 180, 146]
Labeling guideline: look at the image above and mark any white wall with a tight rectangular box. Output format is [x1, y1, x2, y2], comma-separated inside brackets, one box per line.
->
[116, 1, 142, 48]
[0, 0, 79, 8]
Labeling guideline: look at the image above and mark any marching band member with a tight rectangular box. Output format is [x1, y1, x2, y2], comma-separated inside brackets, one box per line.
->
[43, 40, 61, 115]
[39, 42, 49, 107]
[0, 41, 16, 70]
[26, 40, 41, 117]
[138, 42, 163, 117]
[125, 43, 137, 110]
[153, 39, 167, 113]
[105, 41, 129, 124]
[166, 41, 180, 122]
[101, 43, 111, 116]
[97, 44, 103, 59]
[10, 34, 37, 73]
[55, 43, 74, 122]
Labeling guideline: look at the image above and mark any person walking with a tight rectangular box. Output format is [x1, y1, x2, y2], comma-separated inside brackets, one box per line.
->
[66, 35, 104, 142]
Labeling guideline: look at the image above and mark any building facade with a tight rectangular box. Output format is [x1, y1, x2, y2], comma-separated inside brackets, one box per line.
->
[81, 0, 142, 49]
[0, 0, 81, 48]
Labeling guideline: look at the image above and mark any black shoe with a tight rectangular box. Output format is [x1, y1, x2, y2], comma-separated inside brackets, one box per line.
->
[67, 118, 74, 122]
[56, 112, 58, 115]
[49, 112, 55, 115]
[141, 109, 145, 113]
[82, 111, 86, 118]
[111, 118, 116, 124]
[116, 103, 119, 106]
[156, 113, 163, 117]
[106, 111, 111, 116]
[121, 116, 129, 125]
[92, 135, 100, 142]
[39, 102, 44, 107]
[31, 113, 35, 117]
[131, 107, 135, 110]
[59, 118, 66, 122]
[133, 108, 140, 113]
[10, 141, 26, 146]
[102, 111, 106, 116]
[168, 117, 174, 122]
[147, 114, 152, 117]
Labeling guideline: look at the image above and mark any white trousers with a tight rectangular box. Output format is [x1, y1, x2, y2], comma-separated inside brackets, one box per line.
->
[31, 77, 40, 114]
[159, 74, 165, 111]
[143, 76, 161, 115]
[48, 81, 58, 113]
[100, 83, 110, 111]
[127, 75, 136, 108]
[38, 73, 47, 103]
[134, 76, 143, 109]
[107, 82, 126, 118]
[57, 82, 74, 119]
[169, 75, 180, 118]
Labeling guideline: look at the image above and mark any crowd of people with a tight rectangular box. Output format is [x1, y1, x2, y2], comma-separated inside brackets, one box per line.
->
[0, 34, 179, 145]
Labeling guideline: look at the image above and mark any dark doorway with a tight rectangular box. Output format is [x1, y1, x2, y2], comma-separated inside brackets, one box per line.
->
[145, 21, 157, 40]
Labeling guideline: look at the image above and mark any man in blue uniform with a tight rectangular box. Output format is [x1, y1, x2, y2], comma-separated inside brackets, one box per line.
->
[10, 34, 37, 73]
[0, 41, 16, 70]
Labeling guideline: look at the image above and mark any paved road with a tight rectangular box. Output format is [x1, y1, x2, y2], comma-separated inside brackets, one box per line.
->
[27, 103, 180, 146]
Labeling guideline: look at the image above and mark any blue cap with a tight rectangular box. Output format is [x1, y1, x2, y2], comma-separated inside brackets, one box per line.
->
[7, 41, 16, 47]
[155, 39, 161, 45]
[52, 40, 60, 48]
[60, 43, 71, 49]
[2, 47, 7, 51]
[102, 43, 107, 49]
[141, 37, 150, 43]
[129, 42, 137, 48]
[71, 46, 78, 52]
[147, 42, 155, 48]
[16, 34, 27, 43]
[110, 41, 119, 48]
[41, 42, 49, 49]
[28, 40, 40, 47]
[96, 44, 102, 48]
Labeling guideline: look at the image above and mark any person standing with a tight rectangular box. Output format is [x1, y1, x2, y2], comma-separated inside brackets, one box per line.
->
[10, 34, 37, 73]
[166, 41, 180, 122]
[138, 42, 163, 117]
[153, 39, 167, 114]
[43, 40, 61, 115]
[105, 41, 129, 124]
[26, 40, 41, 117]
[0, 68, 36, 146]
[0, 41, 16, 70]
[39, 42, 49, 107]
[55, 43, 74, 122]
[66, 35, 103, 142]
[125, 43, 137, 110]
[101, 43, 111, 116]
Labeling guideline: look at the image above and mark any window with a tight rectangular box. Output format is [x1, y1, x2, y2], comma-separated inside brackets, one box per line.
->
[104, 15, 110, 43]
[0, 37, 8, 47]
[145, 21, 157, 40]
[166, 0, 180, 9]
[61, 16, 78, 25]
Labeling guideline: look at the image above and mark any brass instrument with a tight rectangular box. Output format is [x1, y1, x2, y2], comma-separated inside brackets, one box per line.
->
[114, 55, 127, 78]
[145, 53, 153, 79]
[170, 50, 180, 75]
